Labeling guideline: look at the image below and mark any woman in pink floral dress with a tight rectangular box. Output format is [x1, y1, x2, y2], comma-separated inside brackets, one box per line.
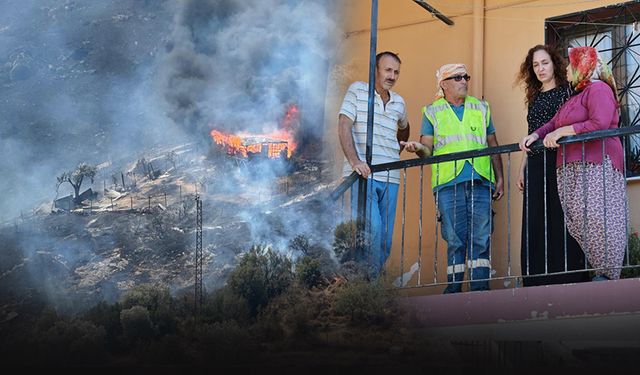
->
[519, 46, 627, 281]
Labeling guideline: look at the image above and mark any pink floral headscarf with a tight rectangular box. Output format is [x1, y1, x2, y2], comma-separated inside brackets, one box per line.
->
[568, 46, 617, 97]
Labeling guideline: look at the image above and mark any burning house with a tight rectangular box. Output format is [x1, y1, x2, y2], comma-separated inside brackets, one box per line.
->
[210, 130, 293, 160]
[209, 104, 299, 161]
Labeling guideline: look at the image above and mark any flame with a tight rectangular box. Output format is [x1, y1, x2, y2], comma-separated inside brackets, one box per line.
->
[282, 104, 300, 131]
[210, 128, 296, 158]
[210, 104, 299, 159]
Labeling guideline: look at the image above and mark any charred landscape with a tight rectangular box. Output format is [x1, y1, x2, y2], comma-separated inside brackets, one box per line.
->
[0, 0, 435, 368]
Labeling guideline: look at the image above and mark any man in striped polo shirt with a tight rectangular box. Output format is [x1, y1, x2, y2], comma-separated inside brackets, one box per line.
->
[338, 51, 410, 278]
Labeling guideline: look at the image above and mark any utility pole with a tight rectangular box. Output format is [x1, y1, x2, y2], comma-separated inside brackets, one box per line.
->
[194, 195, 203, 317]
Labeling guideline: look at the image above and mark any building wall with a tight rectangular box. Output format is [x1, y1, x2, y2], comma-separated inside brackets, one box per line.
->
[327, 0, 640, 294]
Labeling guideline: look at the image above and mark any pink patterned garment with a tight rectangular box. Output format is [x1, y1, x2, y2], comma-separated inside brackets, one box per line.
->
[557, 157, 628, 279]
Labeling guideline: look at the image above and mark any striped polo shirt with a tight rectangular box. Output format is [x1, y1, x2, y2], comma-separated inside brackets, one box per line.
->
[339, 81, 408, 184]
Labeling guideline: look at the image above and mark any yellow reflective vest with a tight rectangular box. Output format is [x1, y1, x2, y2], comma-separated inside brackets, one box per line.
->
[422, 96, 494, 189]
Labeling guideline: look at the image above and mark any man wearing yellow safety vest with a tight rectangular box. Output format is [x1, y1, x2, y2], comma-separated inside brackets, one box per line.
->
[402, 63, 504, 293]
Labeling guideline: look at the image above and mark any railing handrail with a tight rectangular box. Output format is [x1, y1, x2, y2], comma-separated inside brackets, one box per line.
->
[331, 125, 640, 200]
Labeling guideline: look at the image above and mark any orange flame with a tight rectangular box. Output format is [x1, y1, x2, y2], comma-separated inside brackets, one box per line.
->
[210, 104, 299, 159]
[210, 128, 296, 158]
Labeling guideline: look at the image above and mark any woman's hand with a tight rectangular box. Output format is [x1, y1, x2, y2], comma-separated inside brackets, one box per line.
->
[519, 133, 539, 152]
[516, 168, 525, 192]
[543, 129, 563, 148]
[516, 154, 527, 192]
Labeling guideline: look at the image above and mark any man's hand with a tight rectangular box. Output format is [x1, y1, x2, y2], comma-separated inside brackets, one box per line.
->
[400, 141, 424, 153]
[493, 178, 504, 201]
[351, 160, 371, 178]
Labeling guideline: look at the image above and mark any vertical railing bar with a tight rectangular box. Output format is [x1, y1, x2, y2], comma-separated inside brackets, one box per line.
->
[582, 142, 589, 272]
[470, 157, 475, 284]
[543, 148, 548, 276]
[453, 159, 458, 288]
[623, 135, 630, 268]
[358, 0, 378, 268]
[400, 168, 407, 286]
[418, 165, 424, 286]
[525, 149, 530, 277]
[434, 163, 440, 284]
[488, 153, 494, 281]
[562, 144, 568, 273]
[367, 173, 374, 273]
[506, 152, 512, 278]
[602, 140, 609, 267]
[384, 171, 391, 278]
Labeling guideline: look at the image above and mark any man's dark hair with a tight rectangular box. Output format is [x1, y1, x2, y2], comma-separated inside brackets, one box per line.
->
[376, 51, 401, 67]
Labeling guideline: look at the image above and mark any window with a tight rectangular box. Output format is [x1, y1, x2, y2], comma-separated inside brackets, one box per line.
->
[546, 1, 640, 179]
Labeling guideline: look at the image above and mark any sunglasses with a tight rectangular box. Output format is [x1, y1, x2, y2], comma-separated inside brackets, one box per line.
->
[444, 74, 471, 82]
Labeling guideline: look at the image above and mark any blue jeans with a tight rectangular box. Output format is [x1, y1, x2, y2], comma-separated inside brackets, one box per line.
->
[350, 179, 399, 277]
[437, 181, 493, 293]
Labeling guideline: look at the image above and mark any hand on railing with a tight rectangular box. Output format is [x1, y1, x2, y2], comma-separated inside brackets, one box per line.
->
[543, 126, 576, 148]
[519, 133, 540, 152]
[351, 160, 371, 178]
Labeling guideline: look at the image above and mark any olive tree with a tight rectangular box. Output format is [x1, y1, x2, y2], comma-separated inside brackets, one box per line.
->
[56, 163, 97, 203]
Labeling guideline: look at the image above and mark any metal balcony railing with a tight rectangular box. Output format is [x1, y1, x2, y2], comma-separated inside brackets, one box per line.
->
[331, 125, 640, 291]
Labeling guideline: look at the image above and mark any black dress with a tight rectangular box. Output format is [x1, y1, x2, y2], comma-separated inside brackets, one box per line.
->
[521, 85, 590, 286]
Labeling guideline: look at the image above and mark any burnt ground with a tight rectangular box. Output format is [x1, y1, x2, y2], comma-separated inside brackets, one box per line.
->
[0, 142, 341, 316]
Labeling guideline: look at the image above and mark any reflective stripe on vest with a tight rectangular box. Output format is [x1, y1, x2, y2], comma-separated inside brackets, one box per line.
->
[423, 96, 494, 189]
[434, 134, 486, 150]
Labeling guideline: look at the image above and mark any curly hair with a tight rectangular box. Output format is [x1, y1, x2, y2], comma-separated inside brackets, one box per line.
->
[516, 44, 568, 105]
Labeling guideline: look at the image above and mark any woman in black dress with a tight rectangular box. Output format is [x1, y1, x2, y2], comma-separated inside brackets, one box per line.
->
[515, 45, 589, 286]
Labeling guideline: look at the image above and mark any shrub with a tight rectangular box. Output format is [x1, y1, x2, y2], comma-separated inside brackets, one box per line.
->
[254, 286, 320, 344]
[204, 288, 251, 324]
[37, 319, 108, 365]
[289, 235, 311, 255]
[120, 305, 155, 344]
[228, 245, 293, 316]
[295, 256, 322, 288]
[332, 220, 368, 264]
[81, 301, 123, 351]
[120, 284, 176, 335]
[334, 279, 396, 326]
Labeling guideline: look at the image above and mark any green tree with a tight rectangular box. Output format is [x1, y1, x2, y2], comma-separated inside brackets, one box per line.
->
[120, 306, 155, 344]
[228, 245, 293, 316]
[295, 256, 322, 288]
[120, 284, 176, 335]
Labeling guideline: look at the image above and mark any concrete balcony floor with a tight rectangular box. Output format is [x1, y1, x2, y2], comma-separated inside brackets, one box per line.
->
[397, 278, 640, 369]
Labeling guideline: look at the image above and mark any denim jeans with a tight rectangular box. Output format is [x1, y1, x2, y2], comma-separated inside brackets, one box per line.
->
[350, 179, 399, 277]
[436, 181, 493, 293]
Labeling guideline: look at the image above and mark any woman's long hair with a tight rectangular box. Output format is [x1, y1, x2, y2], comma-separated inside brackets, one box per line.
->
[516, 44, 568, 105]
